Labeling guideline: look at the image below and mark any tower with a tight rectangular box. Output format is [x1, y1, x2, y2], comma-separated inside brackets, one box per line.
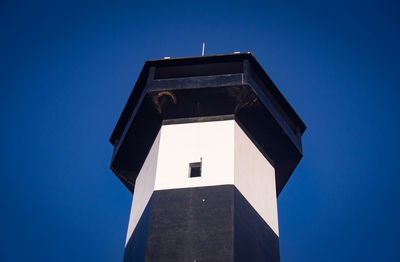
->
[109, 53, 306, 262]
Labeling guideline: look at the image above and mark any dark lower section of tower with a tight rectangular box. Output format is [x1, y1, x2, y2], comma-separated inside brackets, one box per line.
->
[123, 185, 280, 262]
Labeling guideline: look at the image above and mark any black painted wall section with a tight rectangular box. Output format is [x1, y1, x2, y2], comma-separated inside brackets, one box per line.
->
[146, 185, 234, 262]
[124, 185, 280, 262]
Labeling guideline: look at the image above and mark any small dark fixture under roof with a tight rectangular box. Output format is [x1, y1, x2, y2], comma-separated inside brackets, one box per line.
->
[109, 53, 306, 196]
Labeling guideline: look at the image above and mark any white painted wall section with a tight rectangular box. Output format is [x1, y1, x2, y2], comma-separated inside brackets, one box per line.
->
[125, 131, 161, 246]
[234, 122, 279, 236]
[154, 120, 235, 190]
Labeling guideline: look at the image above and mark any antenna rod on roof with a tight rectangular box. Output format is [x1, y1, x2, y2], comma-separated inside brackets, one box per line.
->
[202, 42, 205, 56]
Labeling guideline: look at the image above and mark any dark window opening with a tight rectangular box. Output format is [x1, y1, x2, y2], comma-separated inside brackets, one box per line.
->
[189, 162, 202, 178]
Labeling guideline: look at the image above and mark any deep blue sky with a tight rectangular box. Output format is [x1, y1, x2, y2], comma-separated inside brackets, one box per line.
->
[1, 0, 399, 261]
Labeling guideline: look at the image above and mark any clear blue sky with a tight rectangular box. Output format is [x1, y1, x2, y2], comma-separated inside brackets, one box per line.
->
[1, 0, 399, 261]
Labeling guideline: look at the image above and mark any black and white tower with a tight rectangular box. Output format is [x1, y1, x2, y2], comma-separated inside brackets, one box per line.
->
[109, 53, 306, 262]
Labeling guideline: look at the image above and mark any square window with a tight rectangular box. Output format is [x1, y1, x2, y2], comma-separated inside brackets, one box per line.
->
[189, 162, 202, 178]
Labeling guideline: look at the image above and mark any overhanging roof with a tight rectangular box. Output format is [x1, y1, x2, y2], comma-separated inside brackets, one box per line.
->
[109, 53, 306, 196]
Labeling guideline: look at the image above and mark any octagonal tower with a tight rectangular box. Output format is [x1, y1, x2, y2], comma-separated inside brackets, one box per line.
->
[109, 53, 306, 262]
